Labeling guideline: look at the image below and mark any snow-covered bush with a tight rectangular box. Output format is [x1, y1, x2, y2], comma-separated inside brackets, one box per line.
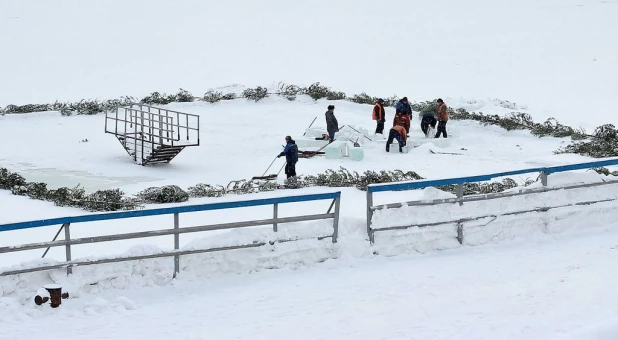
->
[242, 86, 269, 102]
[137, 185, 189, 203]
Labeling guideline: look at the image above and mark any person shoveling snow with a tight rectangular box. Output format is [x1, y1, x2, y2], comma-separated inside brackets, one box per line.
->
[277, 135, 299, 179]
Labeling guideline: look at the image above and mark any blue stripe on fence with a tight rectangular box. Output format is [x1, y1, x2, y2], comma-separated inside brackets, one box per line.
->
[0, 191, 341, 233]
[368, 158, 618, 193]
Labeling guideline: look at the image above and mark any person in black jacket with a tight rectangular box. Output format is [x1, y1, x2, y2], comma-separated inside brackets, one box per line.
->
[325, 105, 339, 143]
[420, 113, 437, 137]
[278, 136, 299, 178]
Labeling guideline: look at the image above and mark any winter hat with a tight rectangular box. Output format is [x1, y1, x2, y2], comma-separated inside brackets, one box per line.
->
[377, 98, 384, 104]
[402, 97, 408, 101]
[437, 98, 443, 103]
[328, 105, 335, 110]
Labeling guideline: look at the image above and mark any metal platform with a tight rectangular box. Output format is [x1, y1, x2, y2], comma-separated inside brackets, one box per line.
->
[105, 104, 200, 165]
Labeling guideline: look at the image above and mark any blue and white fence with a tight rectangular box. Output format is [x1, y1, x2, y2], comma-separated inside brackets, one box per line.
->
[0, 191, 341, 277]
[3, 158, 618, 278]
[366, 158, 618, 243]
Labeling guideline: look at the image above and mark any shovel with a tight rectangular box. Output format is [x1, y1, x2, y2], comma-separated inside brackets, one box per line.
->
[252, 156, 279, 181]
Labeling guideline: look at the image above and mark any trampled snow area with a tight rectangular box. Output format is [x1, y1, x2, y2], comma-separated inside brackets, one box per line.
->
[2, 0, 618, 339]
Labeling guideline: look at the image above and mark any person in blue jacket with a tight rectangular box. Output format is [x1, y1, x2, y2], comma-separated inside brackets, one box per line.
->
[396, 97, 412, 116]
[277, 135, 299, 178]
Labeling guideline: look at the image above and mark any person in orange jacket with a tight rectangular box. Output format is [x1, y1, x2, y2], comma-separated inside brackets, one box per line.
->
[372, 98, 386, 135]
[386, 124, 407, 153]
[435, 98, 449, 138]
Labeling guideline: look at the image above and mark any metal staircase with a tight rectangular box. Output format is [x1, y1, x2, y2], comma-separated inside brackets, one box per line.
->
[105, 104, 200, 165]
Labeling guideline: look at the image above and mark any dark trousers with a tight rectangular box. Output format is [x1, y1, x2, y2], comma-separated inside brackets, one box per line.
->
[285, 162, 296, 178]
[435, 120, 448, 138]
[386, 130, 405, 152]
[375, 120, 385, 134]
[421, 117, 437, 135]
[328, 130, 336, 143]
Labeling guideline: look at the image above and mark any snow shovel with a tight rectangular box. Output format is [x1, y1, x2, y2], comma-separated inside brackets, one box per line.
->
[303, 116, 317, 136]
[252, 156, 279, 181]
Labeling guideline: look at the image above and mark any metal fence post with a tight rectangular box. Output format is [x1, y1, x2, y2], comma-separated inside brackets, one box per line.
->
[366, 190, 374, 243]
[173, 213, 180, 278]
[64, 223, 72, 275]
[541, 171, 548, 186]
[332, 196, 341, 243]
[457, 184, 464, 206]
[273, 203, 278, 232]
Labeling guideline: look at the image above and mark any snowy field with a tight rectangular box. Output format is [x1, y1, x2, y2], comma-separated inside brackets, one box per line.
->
[2, 0, 618, 339]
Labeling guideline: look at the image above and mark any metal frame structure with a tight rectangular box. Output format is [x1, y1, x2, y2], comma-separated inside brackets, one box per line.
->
[104, 104, 200, 165]
[366, 158, 618, 243]
[0, 192, 341, 278]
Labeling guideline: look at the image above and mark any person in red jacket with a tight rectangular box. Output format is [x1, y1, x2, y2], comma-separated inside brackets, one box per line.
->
[372, 98, 386, 135]
[392, 112, 410, 136]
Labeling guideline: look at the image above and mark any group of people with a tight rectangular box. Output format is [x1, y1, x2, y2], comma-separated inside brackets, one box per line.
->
[373, 97, 449, 152]
[276, 97, 449, 179]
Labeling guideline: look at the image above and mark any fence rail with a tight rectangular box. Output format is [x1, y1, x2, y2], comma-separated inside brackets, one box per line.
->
[0, 192, 341, 277]
[366, 158, 618, 243]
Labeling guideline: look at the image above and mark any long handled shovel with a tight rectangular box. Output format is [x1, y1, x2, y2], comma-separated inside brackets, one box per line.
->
[277, 162, 286, 176]
[252, 156, 279, 180]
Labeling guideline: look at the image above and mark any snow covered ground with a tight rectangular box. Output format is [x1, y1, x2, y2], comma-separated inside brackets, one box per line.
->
[3, 222, 618, 340]
[2, 0, 618, 338]
[0, 96, 596, 194]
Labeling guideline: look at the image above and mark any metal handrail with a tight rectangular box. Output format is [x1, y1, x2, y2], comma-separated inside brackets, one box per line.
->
[366, 158, 618, 243]
[0, 192, 342, 278]
[130, 103, 201, 119]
